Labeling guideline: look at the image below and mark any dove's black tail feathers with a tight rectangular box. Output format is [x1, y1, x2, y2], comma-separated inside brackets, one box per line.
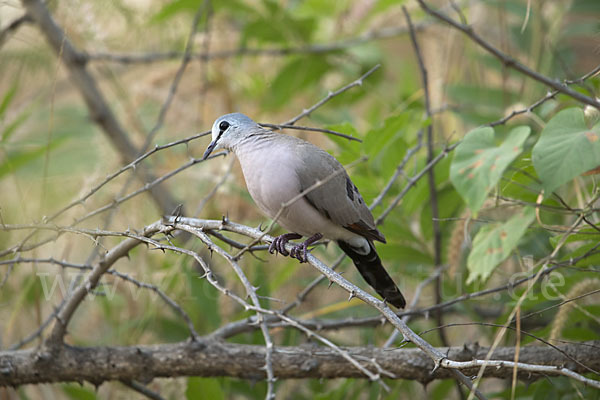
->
[337, 240, 406, 308]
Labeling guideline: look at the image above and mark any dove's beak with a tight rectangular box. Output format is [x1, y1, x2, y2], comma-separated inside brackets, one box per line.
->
[202, 139, 218, 160]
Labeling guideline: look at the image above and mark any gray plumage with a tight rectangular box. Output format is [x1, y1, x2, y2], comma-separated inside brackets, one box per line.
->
[203, 113, 405, 308]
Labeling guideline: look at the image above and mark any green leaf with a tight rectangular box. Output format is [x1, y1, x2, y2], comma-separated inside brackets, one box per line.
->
[373, 0, 408, 14]
[500, 153, 543, 202]
[263, 56, 331, 110]
[467, 207, 535, 284]
[186, 377, 225, 400]
[532, 107, 600, 194]
[1, 111, 30, 142]
[152, 0, 252, 23]
[482, 0, 531, 16]
[325, 122, 361, 151]
[241, 0, 316, 46]
[420, 186, 463, 241]
[324, 124, 362, 164]
[364, 113, 409, 157]
[151, 0, 201, 22]
[447, 84, 518, 111]
[557, 242, 600, 267]
[185, 266, 221, 332]
[297, 0, 348, 17]
[571, 0, 600, 13]
[378, 243, 433, 267]
[62, 384, 97, 400]
[0, 84, 18, 119]
[549, 227, 600, 247]
[450, 125, 530, 214]
[0, 136, 68, 179]
[363, 113, 411, 181]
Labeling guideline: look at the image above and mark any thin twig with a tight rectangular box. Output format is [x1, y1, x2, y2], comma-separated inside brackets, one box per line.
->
[121, 381, 166, 400]
[141, 1, 210, 152]
[467, 214, 585, 399]
[489, 63, 600, 126]
[20, 0, 180, 217]
[416, 0, 600, 109]
[0, 13, 33, 47]
[0, 151, 222, 259]
[185, 228, 277, 399]
[283, 65, 381, 125]
[169, 217, 487, 399]
[441, 357, 600, 389]
[402, 8, 451, 364]
[376, 142, 458, 224]
[259, 123, 362, 142]
[419, 322, 600, 376]
[383, 265, 444, 348]
[44, 223, 166, 347]
[1, 257, 200, 340]
[86, 23, 432, 64]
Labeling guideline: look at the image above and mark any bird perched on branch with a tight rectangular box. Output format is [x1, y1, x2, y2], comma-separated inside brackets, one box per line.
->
[202, 113, 405, 308]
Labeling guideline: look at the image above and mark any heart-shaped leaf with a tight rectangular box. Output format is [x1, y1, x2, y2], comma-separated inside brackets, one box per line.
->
[532, 107, 600, 194]
[467, 207, 535, 284]
[450, 126, 530, 214]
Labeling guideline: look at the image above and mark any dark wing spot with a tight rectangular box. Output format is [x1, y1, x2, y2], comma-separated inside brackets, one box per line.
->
[353, 184, 364, 204]
[346, 177, 355, 201]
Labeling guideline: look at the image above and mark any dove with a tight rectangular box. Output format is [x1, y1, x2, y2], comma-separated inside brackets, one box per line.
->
[203, 113, 405, 308]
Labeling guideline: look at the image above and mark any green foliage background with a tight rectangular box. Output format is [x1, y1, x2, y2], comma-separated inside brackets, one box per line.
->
[0, 0, 599, 399]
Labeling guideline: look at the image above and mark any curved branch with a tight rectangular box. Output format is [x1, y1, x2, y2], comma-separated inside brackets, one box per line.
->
[44, 223, 167, 347]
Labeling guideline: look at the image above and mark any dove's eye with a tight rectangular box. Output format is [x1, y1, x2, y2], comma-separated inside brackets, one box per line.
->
[219, 121, 230, 132]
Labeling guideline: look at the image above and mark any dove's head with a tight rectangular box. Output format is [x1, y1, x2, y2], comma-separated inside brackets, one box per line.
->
[202, 113, 261, 160]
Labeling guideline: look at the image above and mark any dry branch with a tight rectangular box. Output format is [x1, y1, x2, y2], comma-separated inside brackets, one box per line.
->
[20, 0, 179, 214]
[1, 340, 597, 386]
[416, 0, 600, 110]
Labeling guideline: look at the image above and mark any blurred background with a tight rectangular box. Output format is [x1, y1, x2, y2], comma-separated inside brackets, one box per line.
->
[1, 0, 599, 398]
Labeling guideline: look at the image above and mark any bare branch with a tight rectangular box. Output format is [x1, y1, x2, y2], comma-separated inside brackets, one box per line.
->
[416, 0, 600, 109]
[44, 223, 166, 347]
[258, 123, 362, 142]
[283, 64, 381, 125]
[402, 11, 452, 377]
[1, 340, 597, 386]
[121, 381, 166, 400]
[86, 23, 431, 64]
[376, 142, 458, 224]
[20, 0, 179, 215]
[0, 13, 32, 48]
[489, 63, 600, 127]
[181, 226, 277, 398]
[0, 150, 221, 259]
[141, 0, 211, 152]
[441, 357, 600, 389]
[167, 217, 485, 398]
